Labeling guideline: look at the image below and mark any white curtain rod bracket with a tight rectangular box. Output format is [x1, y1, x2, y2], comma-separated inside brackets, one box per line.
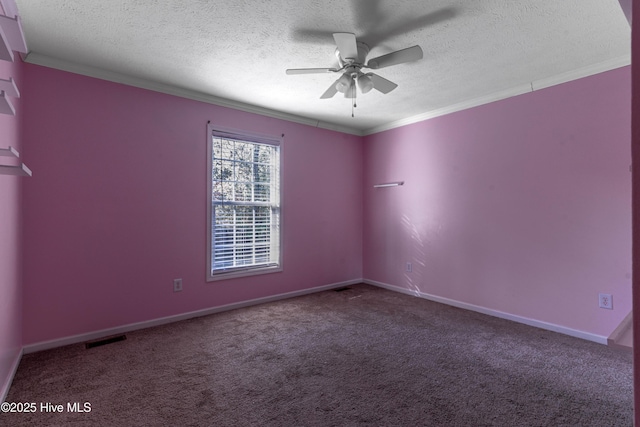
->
[373, 181, 404, 188]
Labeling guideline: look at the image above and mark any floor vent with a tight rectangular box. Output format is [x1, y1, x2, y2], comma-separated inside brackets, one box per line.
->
[334, 287, 352, 292]
[85, 334, 127, 349]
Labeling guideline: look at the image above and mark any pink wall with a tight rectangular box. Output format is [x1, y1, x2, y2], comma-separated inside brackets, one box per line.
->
[0, 57, 23, 396]
[364, 67, 632, 338]
[21, 64, 363, 345]
[16, 45, 632, 352]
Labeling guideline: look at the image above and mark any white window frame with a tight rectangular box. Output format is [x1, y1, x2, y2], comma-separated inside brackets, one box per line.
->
[206, 123, 283, 281]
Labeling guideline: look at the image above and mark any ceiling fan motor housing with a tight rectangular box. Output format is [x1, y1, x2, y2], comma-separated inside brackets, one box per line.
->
[335, 42, 372, 97]
[335, 41, 370, 68]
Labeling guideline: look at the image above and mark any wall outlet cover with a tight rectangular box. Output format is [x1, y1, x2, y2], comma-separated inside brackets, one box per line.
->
[599, 293, 613, 310]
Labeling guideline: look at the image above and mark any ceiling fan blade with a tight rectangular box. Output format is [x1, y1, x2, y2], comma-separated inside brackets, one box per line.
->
[320, 78, 341, 99]
[286, 68, 339, 75]
[333, 32, 358, 61]
[366, 45, 423, 69]
[368, 73, 398, 94]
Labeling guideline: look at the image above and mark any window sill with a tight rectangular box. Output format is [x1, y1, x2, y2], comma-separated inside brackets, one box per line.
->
[207, 265, 282, 282]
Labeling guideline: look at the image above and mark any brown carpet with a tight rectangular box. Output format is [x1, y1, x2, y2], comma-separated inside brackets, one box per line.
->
[2, 284, 633, 426]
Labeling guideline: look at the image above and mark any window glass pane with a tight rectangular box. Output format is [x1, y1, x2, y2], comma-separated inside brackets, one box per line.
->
[254, 183, 270, 202]
[233, 183, 251, 201]
[220, 139, 234, 159]
[256, 145, 272, 163]
[212, 159, 221, 181]
[212, 182, 223, 200]
[234, 142, 253, 162]
[217, 160, 233, 181]
[212, 137, 222, 159]
[236, 161, 253, 183]
[213, 181, 234, 201]
[256, 164, 271, 182]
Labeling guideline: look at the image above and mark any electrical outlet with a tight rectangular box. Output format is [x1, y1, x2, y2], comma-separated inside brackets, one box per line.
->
[406, 262, 412, 273]
[173, 278, 183, 292]
[599, 293, 612, 310]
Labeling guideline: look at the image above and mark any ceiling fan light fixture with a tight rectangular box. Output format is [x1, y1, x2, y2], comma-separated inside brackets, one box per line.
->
[335, 74, 352, 93]
[357, 73, 374, 94]
[344, 80, 356, 98]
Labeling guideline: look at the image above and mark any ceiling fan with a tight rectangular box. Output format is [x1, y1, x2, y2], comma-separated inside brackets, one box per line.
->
[286, 32, 423, 100]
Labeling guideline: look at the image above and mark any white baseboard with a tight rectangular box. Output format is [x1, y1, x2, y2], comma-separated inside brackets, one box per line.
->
[23, 277, 606, 355]
[1, 347, 23, 403]
[363, 279, 608, 345]
[23, 278, 364, 354]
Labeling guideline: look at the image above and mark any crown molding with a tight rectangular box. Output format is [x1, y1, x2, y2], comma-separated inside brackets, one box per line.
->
[363, 54, 631, 136]
[531, 54, 630, 91]
[25, 52, 630, 139]
[363, 83, 534, 136]
[24, 52, 364, 136]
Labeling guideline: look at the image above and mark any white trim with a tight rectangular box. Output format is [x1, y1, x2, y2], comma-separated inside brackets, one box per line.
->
[363, 83, 533, 136]
[23, 279, 363, 354]
[206, 125, 283, 282]
[363, 279, 608, 345]
[0, 347, 22, 402]
[25, 52, 630, 139]
[531, 55, 631, 91]
[362, 55, 631, 136]
[23, 52, 362, 136]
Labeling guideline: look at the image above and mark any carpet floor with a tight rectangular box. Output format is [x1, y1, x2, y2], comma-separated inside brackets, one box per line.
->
[2, 284, 633, 426]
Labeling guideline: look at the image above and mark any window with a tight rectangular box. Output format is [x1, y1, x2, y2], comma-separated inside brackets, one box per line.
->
[207, 125, 282, 281]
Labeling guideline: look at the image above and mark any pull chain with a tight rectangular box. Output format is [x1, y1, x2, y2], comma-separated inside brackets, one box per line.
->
[352, 84, 357, 118]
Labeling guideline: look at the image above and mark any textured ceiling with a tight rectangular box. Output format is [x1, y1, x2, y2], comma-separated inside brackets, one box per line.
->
[14, 0, 631, 135]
